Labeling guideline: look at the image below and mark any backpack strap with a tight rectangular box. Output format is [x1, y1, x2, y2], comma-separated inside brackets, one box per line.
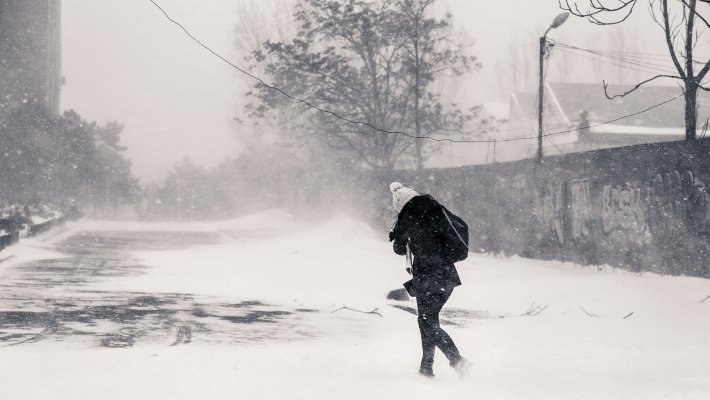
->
[405, 241, 413, 275]
[441, 207, 468, 249]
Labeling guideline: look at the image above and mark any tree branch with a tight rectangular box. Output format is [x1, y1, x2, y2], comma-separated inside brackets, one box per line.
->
[663, 0, 689, 79]
[521, 302, 549, 316]
[650, 0, 666, 31]
[685, 0, 697, 79]
[603, 74, 683, 99]
[695, 56, 710, 82]
[331, 305, 383, 317]
[561, 0, 638, 24]
[581, 307, 600, 317]
[681, 0, 710, 28]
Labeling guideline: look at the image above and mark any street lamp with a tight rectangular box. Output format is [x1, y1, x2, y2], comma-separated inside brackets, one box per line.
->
[537, 12, 570, 163]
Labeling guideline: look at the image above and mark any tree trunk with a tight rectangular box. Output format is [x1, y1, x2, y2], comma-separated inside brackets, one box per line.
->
[684, 0, 697, 141]
[685, 81, 698, 141]
[415, 92, 422, 171]
[414, 40, 423, 172]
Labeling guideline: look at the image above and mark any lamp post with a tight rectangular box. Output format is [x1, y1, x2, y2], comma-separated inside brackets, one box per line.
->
[537, 12, 570, 163]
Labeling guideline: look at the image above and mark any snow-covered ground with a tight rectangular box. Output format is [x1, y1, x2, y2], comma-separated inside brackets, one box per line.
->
[1, 211, 709, 399]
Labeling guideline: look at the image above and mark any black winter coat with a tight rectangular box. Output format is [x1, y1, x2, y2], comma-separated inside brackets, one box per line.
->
[389, 195, 462, 295]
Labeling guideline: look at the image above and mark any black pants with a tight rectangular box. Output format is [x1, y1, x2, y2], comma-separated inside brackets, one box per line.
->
[416, 288, 461, 372]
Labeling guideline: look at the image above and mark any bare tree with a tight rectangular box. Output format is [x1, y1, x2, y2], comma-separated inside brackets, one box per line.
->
[246, 0, 478, 172]
[560, 0, 710, 140]
[495, 31, 538, 96]
[607, 25, 642, 85]
[552, 34, 575, 82]
[394, 0, 478, 171]
[495, 25, 577, 96]
[575, 25, 642, 85]
[232, 0, 297, 63]
[232, 1, 300, 146]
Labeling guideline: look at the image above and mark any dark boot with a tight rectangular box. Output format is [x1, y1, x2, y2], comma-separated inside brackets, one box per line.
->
[451, 357, 471, 378]
[418, 366, 435, 378]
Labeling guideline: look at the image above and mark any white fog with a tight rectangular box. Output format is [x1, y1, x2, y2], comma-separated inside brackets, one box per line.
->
[1, 1, 710, 399]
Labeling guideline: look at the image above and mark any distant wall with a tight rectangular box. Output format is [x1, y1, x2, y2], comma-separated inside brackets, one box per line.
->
[0, 0, 61, 113]
[389, 139, 710, 277]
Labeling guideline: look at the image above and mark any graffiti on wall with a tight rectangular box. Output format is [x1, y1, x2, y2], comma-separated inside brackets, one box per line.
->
[601, 183, 646, 234]
[600, 182, 651, 246]
[648, 170, 706, 235]
[444, 139, 710, 275]
[533, 179, 592, 244]
[569, 179, 592, 241]
[531, 169, 707, 246]
[534, 181, 566, 244]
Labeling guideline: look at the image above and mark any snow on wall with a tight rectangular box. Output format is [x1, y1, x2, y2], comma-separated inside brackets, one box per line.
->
[391, 139, 710, 277]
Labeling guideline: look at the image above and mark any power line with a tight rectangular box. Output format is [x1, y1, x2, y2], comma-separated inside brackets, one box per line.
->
[555, 48, 677, 77]
[148, 0, 687, 145]
[550, 40, 676, 72]
[553, 39, 710, 62]
[147, 0, 460, 144]
[577, 50, 677, 74]
[552, 39, 710, 68]
[440, 92, 683, 143]
[541, 92, 684, 139]
[552, 40, 670, 59]
[552, 42, 679, 75]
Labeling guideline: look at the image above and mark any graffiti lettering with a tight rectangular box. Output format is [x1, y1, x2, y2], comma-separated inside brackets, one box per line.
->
[534, 182, 565, 244]
[529, 169, 706, 251]
[569, 180, 592, 240]
[648, 170, 706, 235]
[601, 183, 645, 235]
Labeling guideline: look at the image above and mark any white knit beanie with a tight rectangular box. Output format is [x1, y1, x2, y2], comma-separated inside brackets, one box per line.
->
[390, 182, 419, 212]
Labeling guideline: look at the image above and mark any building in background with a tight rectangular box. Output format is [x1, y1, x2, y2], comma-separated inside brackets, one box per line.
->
[420, 82, 708, 169]
[505, 82, 708, 159]
[0, 0, 61, 114]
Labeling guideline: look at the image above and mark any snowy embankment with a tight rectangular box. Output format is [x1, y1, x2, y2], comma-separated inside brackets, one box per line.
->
[1, 210, 710, 399]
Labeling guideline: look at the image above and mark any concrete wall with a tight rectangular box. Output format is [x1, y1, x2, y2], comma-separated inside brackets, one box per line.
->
[394, 139, 710, 277]
[0, 0, 61, 113]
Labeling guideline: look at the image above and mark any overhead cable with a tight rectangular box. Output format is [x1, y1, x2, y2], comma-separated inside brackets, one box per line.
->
[147, 0, 688, 145]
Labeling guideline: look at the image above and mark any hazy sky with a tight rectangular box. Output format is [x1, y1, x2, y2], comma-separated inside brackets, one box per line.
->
[61, 0, 659, 182]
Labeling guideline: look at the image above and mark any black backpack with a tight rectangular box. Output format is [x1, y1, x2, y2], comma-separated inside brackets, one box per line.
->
[440, 206, 469, 262]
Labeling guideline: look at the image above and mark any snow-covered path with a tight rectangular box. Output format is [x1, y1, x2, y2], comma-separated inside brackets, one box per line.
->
[1, 211, 709, 399]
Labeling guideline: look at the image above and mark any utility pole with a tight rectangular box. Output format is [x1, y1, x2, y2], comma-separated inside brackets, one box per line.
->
[485, 138, 491, 164]
[105, 175, 110, 213]
[189, 186, 195, 221]
[537, 13, 570, 163]
[537, 36, 545, 163]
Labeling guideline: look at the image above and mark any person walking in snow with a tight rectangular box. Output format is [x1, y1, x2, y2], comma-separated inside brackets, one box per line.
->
[388, 182, 469, 378]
